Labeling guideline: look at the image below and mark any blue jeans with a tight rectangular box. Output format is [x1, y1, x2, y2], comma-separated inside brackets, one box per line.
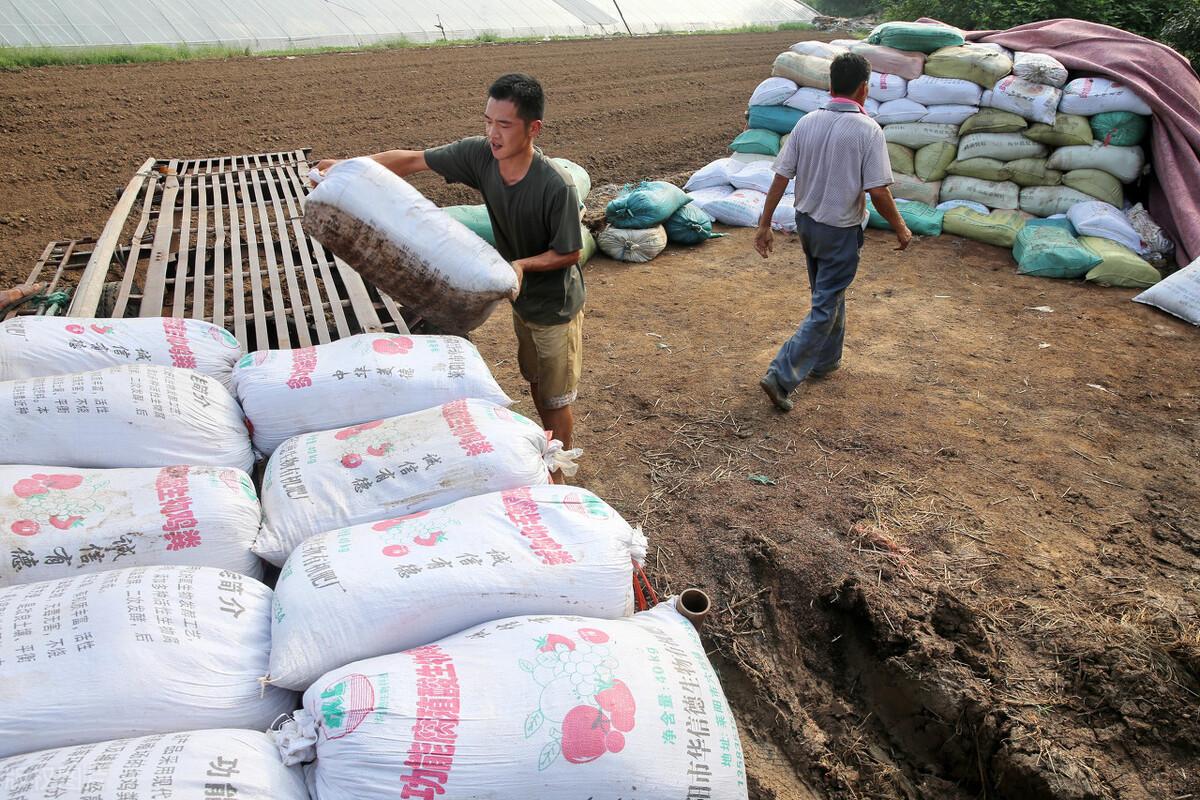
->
[768, 212, 863, 394]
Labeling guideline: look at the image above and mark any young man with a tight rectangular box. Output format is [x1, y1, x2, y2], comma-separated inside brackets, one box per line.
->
[754, 52, 912, 412]
[316, 73, 584, 459]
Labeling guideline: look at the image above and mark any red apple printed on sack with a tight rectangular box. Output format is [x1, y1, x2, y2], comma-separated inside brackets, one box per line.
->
[65, 323, 85, 335]
[11, 519, 39, 536]
[340, 453, 362, 469]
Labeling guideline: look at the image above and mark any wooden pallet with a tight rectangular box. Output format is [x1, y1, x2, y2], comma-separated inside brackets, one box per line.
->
[45, 148, 409, 351]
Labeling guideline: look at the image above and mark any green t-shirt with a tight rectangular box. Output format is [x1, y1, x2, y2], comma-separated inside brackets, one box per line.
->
[425, 137, 585, 325]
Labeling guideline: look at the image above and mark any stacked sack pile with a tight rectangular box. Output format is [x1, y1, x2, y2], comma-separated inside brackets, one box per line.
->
[1, 181, 751, 798]
[595, 179, 726, 264]
[693, 21, 1175, 289]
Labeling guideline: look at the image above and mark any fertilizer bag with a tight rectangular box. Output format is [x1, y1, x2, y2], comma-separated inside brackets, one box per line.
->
[1014, 222, 1101, 279]
[1019, 186, 1097, 217]
[684, 158, 741, 191]
[924, 45, 1012, 87]
[665, 204, 722, 245]
[749, 76, 798, 106]
[267, 485, 646, 690]
[942, 207, 1026, 248]
[1059, 77, 1152, 116]
[0, 566, 296, 758]
[1081, 237, 1161, 288]
[747, 105, 804, 135]
[1067, 201, 1146, 254]
[0, 316, 242, 390]
[255, 399, 577, 566]
[0, 464, 261, 587]
[273, 601, 749, 800]
[867, 21, 964, 53]
[605, 181, 690, 229]
[1133, 257, 1200, 324]
[442, 205, 495, 245]
[771, 51, 831, 89]
[686, 186, 736, 218]
[940, 176, 1020, 210]
[1062, 169, 1125, 207]
[303, 157, 518, 334]
[0, 730, 309, 800]
[1047, 144, 1146, 184]
[0, 365, 253, 472]
[987, 76, 1062, 125]
[729, 129, 781, 156]
[706, 189, 768, 228]
[232, 334, 510, 457]
[597, 226, 669, 263]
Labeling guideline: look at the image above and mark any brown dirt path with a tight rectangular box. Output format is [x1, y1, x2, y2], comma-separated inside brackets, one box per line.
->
[2, 31, 1199, 799]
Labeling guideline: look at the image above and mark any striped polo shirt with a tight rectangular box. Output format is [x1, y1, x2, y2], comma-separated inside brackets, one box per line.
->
[771, 97, 894, 229]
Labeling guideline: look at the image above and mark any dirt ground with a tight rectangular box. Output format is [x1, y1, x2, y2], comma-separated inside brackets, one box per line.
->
[3, 31, 1199, 799]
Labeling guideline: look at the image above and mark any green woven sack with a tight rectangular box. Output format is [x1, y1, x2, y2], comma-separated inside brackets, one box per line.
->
[924, 45, 1013, 87]
[946, 158, 1011, 182]
[551, 157, 591, 208]
[943, 207, 1026, 248]
[443, 204, 495, 246]
[887, 142, 915, 175]
[1090, 111, 1149, 147]
[1005, 158, 1063, 187]
[1081, 236, 1160, 288]
[867, 198, 944, 236]
[1063, 169, 1124, 207]
[915, 141, 957, 182]
[959, 109, 1028, 136]
[868, 21, 964, 53]
[748, 105, 805, 135]
[1023, 114, 1092, 147]
[730, 128, 781, 156]
[580, 227, 597, 267]
[1014, 223, 1100, 279]
[606, 181, 691, 229]
[665, 204, 724, 245]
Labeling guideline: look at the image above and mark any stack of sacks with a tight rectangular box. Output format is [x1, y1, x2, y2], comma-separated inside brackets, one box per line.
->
[599, 181, 697, 262]
[681, 157, 800, 233]
[444, 158, 597, 266]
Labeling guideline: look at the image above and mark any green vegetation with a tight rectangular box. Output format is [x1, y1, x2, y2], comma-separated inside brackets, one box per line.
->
[0, 22, 815, 70]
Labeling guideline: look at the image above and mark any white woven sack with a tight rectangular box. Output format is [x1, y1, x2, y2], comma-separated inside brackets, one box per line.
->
[1047, 143, 1146, 184]
[1011, 52, 1068, 88]
[706, 189, 767, 228]
[790, 40, 848, 59]
[1059, 77, 1152, 116]
[748, 76, 798, 106]
[729, 160, 793, 195]
[1018, 186, 1096, 217]
[0, 730, 309, 800]
[1067, 201, 1147, 254]
[986, 76, 1062, 125]
[0, 317, 242, 391]
[684, 158, 743, 191]
[0, 464, 261, 587]
[1133, 256, 1200, 324]
[868, 71, 907, 102]
[773, 197, 799, 232]
[303, 157, 518, 333]
[957, 132, 1048, 162]
[865, 99, 881, 118]
[233, 334, 510, 457]
[0, 365, 253, 472]
[784, 86, 832, 113]
[875, 98, 928, 125]
[597, 226, 668, 263]
[884, 122, 960, 149]
[940, 176, 1020, 210]
[273, 601, 749, 800]
[0, 566, 296, 758]
[255, 399, 577, 566]
[906, 76, 983, 106]
[686, 186, 735, 218]
[267, 485, 646, 690]
[921, 104, 979, 125]
[729, 152, 774, 166]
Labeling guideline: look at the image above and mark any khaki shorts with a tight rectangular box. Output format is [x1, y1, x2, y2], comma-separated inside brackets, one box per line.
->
[513, 310, 583, 410]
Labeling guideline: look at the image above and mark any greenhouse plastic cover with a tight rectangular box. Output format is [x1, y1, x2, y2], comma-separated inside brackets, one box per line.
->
[0, 0, 818, 50]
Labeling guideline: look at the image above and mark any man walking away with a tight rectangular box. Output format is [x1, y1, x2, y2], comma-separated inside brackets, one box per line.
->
[754, 52, 911, 412]
[316, 74, 584, 472]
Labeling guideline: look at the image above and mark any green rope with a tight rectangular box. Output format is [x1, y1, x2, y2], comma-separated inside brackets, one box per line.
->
[32, 290, 71, 309]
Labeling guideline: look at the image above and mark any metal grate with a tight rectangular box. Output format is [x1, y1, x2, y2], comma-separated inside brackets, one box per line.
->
[50, 148, 410, 351]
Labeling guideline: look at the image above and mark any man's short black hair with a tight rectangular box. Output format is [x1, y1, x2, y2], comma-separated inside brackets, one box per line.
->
[488, 73, 545, 123]
[830, 52, 871, 98]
